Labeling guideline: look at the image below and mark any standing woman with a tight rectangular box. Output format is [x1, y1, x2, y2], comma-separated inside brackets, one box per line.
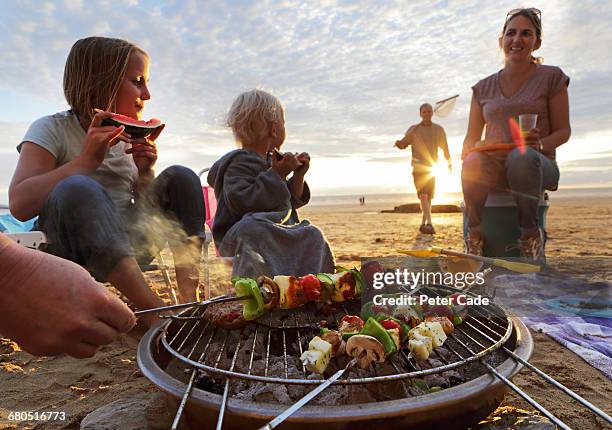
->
[461, 8, 570, 260]
[9, 37, 206, 319]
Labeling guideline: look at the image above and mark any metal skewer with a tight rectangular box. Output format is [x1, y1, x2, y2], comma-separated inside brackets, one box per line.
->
[257, 355, 363, 430]
[134, 295, 250, 316]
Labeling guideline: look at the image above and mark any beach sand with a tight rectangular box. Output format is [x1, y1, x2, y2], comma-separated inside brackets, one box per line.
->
[0, 197, 610, 429]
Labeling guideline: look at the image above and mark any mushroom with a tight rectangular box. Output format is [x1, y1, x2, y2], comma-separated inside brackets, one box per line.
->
[257, 276, 280, 311]
[345, 335, 385, 369]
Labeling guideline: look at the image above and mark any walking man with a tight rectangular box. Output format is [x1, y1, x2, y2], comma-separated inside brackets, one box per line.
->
[395, 103, 452, 234]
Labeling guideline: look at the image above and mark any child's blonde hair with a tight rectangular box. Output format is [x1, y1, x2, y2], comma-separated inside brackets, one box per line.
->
[226, 89, 284, 147]
[63, 36, 148, 124]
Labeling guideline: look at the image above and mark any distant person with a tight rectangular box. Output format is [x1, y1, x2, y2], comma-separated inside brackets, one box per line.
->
[0, 234, 136, 358]
[208, 89, 335, 277]
[395, 103, 452, 234]
[461, 8, 570, 260]
[8, 36, 206, 316]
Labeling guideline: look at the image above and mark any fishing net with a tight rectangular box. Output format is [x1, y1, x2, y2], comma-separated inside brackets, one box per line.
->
[433, 94, 459, 117]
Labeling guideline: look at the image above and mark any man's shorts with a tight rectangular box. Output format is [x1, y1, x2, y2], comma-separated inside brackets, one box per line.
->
[412, 164, 435, 201]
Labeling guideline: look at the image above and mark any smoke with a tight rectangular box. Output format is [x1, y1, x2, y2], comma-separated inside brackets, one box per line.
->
[233, 242, 267, 278]
[127, 202, 201, 267]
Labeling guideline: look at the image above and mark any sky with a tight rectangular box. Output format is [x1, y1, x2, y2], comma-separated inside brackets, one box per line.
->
[1, 0, 611, 204]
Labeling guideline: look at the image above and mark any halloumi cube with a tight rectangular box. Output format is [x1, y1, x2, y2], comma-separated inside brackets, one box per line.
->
[273, 275, 291, 308]
[301, 336, 333, 374]
[409, 332, 432, 353]
[419, 322, 447, 348]
[308, 336, 333, 355]
[300, 350, 329, 374]
[408, 338, 431, 361]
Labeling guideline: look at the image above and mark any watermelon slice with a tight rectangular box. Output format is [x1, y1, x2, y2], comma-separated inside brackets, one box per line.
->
[94, 109, 163, 139]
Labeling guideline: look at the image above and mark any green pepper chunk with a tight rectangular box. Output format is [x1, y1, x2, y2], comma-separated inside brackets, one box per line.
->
[316, 273, 334, 287]
[351, 269, 364, 297]
[234, 278, 264, 321]
[341, 331, 359, 341]
[359, 317, 398, 357]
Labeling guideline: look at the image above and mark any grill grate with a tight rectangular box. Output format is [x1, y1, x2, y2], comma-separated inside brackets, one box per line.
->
[160, 285, 513, 386]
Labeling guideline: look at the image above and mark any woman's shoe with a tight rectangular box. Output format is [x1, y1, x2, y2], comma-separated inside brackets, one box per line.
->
[518, 229, 546, 263]
[464, 236, 484, 256]
[419, 224, 428, 234]
[426, 224, 436, 234]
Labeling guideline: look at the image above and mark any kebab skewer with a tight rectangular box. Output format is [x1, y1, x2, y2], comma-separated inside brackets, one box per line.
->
[206, 268, 365, 330]
[301, 314, 455, 373]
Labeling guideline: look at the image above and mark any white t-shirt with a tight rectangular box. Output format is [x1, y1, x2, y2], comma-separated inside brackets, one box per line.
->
[18, 110, 138, 210]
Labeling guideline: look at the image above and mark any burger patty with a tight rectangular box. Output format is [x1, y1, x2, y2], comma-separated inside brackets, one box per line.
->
[202, 301, 248, 330]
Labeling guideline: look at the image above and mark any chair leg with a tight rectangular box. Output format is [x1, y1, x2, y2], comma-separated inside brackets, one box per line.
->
[203, 242, 211, 300]
[157, 251, 179, 305]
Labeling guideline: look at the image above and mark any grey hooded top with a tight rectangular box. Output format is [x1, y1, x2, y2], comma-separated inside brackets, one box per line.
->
[207, 149, 334, 277]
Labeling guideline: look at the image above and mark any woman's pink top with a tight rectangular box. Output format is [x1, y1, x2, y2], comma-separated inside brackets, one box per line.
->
[472, 64, 569, 159]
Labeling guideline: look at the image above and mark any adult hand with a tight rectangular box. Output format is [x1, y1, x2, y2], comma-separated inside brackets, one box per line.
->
[271, 151, 300, 179]
[0, 240, 136, 358]
[461, 141, 479, 160]
[293, 152, 311, 177]
[395, 140, 408, 150]
[127, 124, 164, 174]
[75, 110, 132, 172]
[524, 128, 541, 150]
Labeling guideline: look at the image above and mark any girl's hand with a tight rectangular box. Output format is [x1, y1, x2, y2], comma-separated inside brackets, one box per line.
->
[126, 124, 164, 174]
[294, 152, 311, 177]
[75, 110, 132, 172]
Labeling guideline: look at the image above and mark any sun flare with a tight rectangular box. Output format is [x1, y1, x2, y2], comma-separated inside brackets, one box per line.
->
[428, 159, 461, 204]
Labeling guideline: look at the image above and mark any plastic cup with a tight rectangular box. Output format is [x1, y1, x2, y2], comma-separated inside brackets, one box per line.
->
[518, 114, 538, 137]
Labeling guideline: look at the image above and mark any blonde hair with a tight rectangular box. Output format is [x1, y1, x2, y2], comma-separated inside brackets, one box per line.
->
[63, 36, 148, 125]
[226, 89, 284, 147]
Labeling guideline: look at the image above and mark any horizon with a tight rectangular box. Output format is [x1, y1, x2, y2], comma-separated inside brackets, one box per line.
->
[1, 0, 611, 205]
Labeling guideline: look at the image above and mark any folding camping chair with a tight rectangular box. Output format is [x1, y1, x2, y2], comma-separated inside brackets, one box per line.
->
[0, 208, 181, 305]
[198, 167, 234, 300]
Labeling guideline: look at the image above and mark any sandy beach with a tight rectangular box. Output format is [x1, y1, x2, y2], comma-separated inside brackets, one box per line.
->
[0, 196, 610, 429]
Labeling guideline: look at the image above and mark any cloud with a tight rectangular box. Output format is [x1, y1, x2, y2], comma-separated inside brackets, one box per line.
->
[0, 0, 611, 200]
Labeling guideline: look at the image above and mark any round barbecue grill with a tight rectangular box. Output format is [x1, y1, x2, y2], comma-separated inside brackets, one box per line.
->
[137, 284, 612, 430]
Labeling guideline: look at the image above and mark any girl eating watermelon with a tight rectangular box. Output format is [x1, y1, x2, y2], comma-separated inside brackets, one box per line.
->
[8, 37, 206, 320]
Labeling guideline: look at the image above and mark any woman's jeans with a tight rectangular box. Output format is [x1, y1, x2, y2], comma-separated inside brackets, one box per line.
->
[462, 147, 559, 235]
[36, 166, 206, 281]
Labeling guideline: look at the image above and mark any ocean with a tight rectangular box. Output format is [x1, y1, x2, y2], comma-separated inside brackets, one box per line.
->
[308, 187, 612, 207]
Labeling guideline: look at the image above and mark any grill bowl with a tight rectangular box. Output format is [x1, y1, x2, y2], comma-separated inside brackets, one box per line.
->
[138, 315, 533, 430]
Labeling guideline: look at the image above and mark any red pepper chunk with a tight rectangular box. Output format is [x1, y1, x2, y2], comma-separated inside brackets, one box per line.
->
[380, 319, 401, 330]
[300, 274, 321, 302]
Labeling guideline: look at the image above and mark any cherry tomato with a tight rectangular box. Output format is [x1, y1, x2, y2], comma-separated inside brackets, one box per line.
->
[300, 274, 321, 302]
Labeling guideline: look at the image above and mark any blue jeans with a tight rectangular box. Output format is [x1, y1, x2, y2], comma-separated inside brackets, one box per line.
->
[36, 166, 205, 281]
[461, 147, 559, 234]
